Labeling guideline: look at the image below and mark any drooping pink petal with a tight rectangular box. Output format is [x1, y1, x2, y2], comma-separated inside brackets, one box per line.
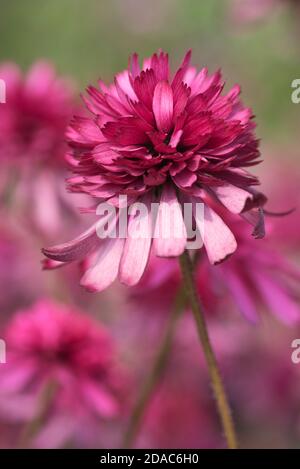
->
[42, 222, 101, 263]
[194, 203, 237, 264]
[152, 81, 173, 133]
[213, 184, 254, 214]
[119, 196, 153, 286]
[80, 236, 124, 292]
[154, 184, 187, 257]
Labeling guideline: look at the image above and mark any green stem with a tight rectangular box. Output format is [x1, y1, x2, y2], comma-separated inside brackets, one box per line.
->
[179, 250, 238, 449]
[19, 380, 57, 448]
[123, 289, 185, 449]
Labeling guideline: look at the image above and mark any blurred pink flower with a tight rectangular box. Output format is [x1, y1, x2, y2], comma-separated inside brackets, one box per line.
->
[0, 61, 73, 164]
[0, 214, 46, 315]
[230, 0, 300, 26]
[43, 50, 266, 291]
[230, 0, 279, 25]
[260, 160, 300, 251]
[112, 0, 176, 35]
[0, 61, 86, 238]
[0, 300, 124, 448]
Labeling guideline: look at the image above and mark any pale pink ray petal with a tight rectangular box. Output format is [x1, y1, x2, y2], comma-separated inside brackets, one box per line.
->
[154, 184, 187, 257]
[119, 196, 153, 286]
[42, 222, 100, 263]
[213, 184, 255, 214]
[80, 236, 125, 292]
[194, 202, 237, 264]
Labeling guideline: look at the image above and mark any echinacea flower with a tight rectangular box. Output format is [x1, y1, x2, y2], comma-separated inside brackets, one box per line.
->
[43, 50, 266, 291]
[0, 61, 83, 237]
[0, 300, 124, 448]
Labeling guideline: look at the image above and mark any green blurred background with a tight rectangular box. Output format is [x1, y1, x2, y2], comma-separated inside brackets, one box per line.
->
[0, 0, 300, 449]
[0, 0, 299, 146]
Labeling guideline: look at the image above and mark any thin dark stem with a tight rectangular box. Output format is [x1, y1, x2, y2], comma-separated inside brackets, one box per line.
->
[19, 380, 57, 448]
[179, 250, 238, 449]
[123, 289, 185, 449]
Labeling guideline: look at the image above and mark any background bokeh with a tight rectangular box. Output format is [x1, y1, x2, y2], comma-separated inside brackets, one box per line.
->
[0, 0, 300, 449]
[1, 0, 300, 142]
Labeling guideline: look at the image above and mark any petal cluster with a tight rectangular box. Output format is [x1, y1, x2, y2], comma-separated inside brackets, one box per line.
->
[67, 50, 261, 200]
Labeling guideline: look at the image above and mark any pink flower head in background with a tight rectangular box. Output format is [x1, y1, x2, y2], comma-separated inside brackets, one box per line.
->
[43, 50, 266, 291]
[0, 300, 124, 448]
[0, 61, 73, 164]
[0, 61, 88, 238]
[0, 213, 46, 315]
